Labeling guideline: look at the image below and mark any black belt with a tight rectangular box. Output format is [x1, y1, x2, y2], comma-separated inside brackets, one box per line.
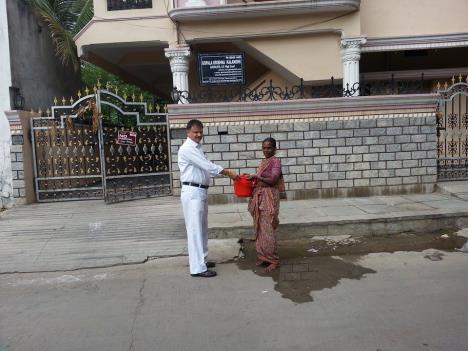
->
[182, 182, 209, 189]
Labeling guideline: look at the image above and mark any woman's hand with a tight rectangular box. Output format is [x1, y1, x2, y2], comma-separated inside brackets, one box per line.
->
[248, 174, 257, 180]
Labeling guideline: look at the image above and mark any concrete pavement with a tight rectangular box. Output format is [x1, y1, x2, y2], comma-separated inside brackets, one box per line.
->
[209, 181, 468, 239]
[1, 180, 467, 273]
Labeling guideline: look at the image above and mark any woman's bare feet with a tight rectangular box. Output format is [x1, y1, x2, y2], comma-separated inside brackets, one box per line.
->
[264, 263, 279, 273]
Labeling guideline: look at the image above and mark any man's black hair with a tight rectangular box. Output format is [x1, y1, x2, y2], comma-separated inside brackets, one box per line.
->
[186, 119, 204, 130]
[263, 137, 277, 148]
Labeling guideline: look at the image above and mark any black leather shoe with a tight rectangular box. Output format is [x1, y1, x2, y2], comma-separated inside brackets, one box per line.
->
[191, 270, 217, 278]
[206, 261, 216, 268]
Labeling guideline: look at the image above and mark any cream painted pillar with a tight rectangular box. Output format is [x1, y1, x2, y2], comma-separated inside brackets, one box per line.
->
[165, 45, 191, 104]
[340, 37, 366, 96]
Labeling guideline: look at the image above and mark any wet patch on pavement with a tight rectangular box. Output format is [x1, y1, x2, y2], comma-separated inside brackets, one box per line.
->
[236, 232, 466, 303]
[237, 240, 375, 304]
[274, 256, 375, 303]
[423, 251, 445, 261]
[300, 232, 466, 257]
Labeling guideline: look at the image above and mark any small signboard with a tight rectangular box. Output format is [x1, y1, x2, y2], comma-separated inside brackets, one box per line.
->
[117, 131, 137, 145]
[198, 53, 245, 86]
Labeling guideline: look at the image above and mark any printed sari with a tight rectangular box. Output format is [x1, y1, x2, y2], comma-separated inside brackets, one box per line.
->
[248, 156, 284, 267]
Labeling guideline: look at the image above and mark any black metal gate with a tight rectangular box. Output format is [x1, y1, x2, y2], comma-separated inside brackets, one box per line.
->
[31, 90, 171, 203]
[436, 80, 468, 180]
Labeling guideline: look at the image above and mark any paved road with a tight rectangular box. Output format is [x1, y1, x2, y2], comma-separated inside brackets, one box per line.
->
[1, 250, 467, 351]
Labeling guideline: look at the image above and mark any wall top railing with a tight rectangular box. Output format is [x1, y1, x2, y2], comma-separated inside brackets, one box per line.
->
[170, 74, 438, 104]
[167, 94, 439, 124]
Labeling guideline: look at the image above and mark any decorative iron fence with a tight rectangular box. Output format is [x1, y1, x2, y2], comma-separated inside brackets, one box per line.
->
[107, 0, 152, 11]
[30, 89, 171, 203]
[171, 74, 431, 104]
[436, 80, 468, 180]
[361, 74, 429, 96]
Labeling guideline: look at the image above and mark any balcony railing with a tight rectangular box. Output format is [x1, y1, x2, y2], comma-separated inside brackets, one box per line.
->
[173, 0, 272, 9]
[170, 0, 360, 21]
[107, 0, 152, 11]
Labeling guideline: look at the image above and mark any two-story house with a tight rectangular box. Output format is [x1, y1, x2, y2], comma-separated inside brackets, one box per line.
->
[18, 0, 467, 204]
[75, 0, 468, 99]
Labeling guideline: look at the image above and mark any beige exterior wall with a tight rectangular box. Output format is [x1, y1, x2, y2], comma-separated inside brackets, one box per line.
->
[178, 12, 359, 82]
[76, 17, 177, 50]
[246, 33, 342, 82]
[360, 0, 468, 38]
[75, 8, 359, 85]
[178, 12, 360, 42]
[248, 70, 290, 90]
[83, 0, 468, 48]
[75, 0, 468, 95]
[76, 1, 176, 49]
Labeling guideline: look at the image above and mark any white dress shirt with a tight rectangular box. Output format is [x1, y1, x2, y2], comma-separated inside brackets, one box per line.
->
[178, 137, 223, 186]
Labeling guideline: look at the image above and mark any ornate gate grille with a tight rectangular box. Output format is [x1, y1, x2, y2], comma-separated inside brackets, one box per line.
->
[436, 82, 468, 180]
[31, 90, 172, 203]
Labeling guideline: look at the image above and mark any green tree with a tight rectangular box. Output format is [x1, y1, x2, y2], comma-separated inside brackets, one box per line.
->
[27, 0, 93, 71]
[26, 0, 161, 103]
[28, 0, 159, 101]
[81, 62, 167, 105]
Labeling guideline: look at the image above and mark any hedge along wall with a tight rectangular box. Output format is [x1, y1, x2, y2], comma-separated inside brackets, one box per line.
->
[168, 94, 439, 204]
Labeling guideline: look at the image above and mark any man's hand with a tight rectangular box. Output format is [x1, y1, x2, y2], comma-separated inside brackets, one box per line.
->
[222, 169, 239, 180]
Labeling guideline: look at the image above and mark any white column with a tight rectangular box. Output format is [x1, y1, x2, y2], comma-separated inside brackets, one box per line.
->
[0, 0, 14, 208]
[340, 36, 366, 96]
[165, 45, 191, 104]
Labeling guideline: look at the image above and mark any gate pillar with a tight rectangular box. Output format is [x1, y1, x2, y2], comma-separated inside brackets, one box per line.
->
[0, 112, 13, 208]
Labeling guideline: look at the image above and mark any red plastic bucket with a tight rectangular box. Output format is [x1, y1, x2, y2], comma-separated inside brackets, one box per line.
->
[234, 175, 253, 198]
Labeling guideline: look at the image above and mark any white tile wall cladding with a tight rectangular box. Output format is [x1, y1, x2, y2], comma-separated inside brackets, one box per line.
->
[170, 114, 437, 199]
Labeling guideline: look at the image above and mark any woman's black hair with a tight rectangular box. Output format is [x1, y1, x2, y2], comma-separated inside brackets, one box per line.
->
[262, 137, 277, 148]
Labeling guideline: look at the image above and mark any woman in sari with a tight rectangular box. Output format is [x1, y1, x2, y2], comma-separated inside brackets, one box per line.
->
[248, 137, 284, 273]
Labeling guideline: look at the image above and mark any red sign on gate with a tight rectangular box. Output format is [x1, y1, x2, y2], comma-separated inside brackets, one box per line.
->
[117, 131, 137, 145]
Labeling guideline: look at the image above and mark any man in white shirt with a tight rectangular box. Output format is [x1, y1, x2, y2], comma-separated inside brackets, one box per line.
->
[178, 119, 238, 278]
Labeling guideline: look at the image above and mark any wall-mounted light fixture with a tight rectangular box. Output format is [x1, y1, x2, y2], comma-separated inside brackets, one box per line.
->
[170, 87, 181, 104]
[10, 87, 25, 110]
